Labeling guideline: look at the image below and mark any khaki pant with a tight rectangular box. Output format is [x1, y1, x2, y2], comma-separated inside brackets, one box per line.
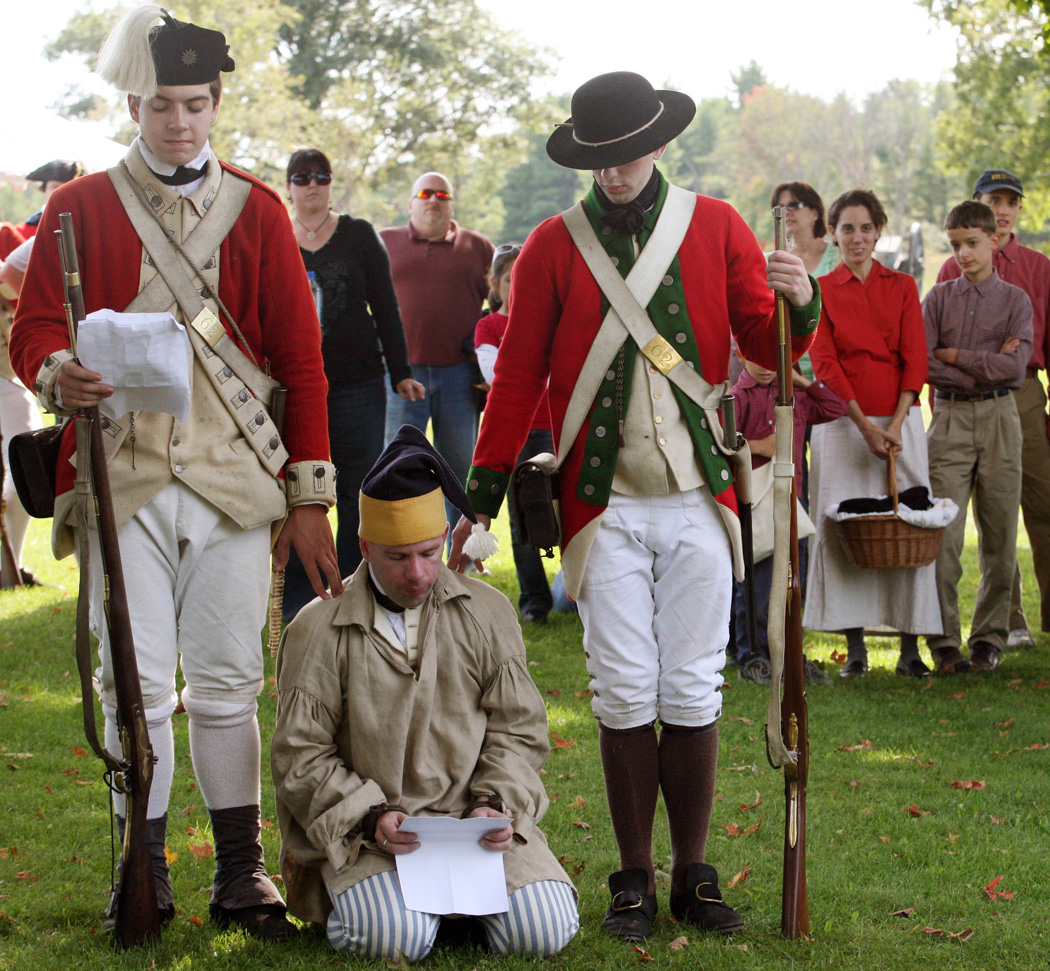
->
[1009, 376, 1050, 632]
[927, 392, 1022, 653]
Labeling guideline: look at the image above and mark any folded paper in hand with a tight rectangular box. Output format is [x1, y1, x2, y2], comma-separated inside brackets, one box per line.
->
[394, 815, 511, 915]
[76, 310, 192, 422]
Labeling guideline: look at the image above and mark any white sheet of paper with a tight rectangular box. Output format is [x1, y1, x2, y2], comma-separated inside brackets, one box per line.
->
[77, 309, 192, 422]
[394, 816, 512, 916]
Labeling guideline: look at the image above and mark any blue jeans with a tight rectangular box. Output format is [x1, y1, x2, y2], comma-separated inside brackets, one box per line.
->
[385, 362, 478, 531]
[283, 377, 386, 618]
[508, 429, 555, 617]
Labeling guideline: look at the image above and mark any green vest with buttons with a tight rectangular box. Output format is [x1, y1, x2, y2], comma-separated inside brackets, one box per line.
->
[574, 174, 732, 508]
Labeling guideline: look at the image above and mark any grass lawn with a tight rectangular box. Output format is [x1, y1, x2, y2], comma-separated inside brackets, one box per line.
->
[1, 510, 1048, 970]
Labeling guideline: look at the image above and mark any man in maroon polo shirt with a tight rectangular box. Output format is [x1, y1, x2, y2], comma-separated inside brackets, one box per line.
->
[380, 173, 493, 529]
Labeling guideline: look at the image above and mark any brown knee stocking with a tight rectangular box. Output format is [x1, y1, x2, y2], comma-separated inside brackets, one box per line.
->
[599, 721, 660, 887]
[658, 721, 719, 893]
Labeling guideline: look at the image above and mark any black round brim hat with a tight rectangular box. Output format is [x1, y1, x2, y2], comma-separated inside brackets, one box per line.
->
[546, 71, 696, 170]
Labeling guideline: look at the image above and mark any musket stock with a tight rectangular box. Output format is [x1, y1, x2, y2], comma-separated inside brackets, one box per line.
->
[769, 206, 809, 938]
[58, 214, 161, 947]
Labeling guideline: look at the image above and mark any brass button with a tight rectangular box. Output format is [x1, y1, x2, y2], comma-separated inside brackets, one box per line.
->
[658, 437, 667, 446]
[654, 416, 663, 424]
[468, 480, 478, 491]
[653, 391, 661, 399]
[174, 464, 184, 474]
[649, 365, 658, 374]
[171, 436, 180, 446]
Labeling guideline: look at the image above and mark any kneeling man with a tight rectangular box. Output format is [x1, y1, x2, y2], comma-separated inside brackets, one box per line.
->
[272, 426, 578, 961]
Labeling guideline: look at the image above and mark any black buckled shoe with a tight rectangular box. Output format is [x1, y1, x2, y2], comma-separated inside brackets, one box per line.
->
[210, 902, 298, 941]
[669, 863, 745, 934]
[601, 868, 657, 941]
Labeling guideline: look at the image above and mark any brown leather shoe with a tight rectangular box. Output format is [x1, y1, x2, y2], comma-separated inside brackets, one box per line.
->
[969, 642, 1002, 673]
[934, 646, 971, 675]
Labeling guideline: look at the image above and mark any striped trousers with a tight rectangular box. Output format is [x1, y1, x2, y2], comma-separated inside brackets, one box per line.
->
[326, 871, 578, 962]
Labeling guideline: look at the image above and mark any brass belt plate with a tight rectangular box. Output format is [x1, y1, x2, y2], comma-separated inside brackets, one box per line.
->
[640, 334, 683, 375]
[189, 306, 225, 348]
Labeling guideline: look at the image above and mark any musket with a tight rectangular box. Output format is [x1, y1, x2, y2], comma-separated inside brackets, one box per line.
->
[764, 206, 809, 939]
[57, 214, 161, 948]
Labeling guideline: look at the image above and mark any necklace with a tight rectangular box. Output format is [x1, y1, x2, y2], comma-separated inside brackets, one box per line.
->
[295, 210, 332, 241]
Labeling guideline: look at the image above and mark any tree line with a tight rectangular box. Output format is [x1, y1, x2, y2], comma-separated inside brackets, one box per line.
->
[43, 0, 1050, 251]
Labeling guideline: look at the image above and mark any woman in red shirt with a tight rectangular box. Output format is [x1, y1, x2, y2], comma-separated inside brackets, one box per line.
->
[805, 189, 941, 678]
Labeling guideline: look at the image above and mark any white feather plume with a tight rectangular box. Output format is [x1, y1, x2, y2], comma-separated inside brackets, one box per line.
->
[96, 3, 166, 99]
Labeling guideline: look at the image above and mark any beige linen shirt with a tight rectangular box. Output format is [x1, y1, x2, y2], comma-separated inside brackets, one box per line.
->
[272, 562, 573, 925]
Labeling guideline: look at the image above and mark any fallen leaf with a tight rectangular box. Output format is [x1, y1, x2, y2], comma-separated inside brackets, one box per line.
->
[545, 689, 561, 697]
[74, 780, 95, 786]
[728, 716, 753, 724]
[1034, 680, 1048, 689]
[735, 944, 751, 952]
[921, 926, 943, 935]
[741, 819, 763, 837]
[890, 906, 916, 917]
[61, 768, 80, 776]
[44, 784, 54, 794]
[830, 650, 847, 665]
[837, 739, 873, 752]
[948, 834, 960, 842]
[572, 861, 586, 875]
[950, 692, 966, 701]
[950, 780, 987, 790]
[995, 718, 1014, 730]
[165, 845, 178, 864]
[1024, 743, 1049, 750]
[989, 815, 1004, 825]
[846, 780, 861, 787]
[16, 871, 39, 881]
[948, 928, 975, 941]
[261, 820, 274, 829]
[906, 805, 930, 817]
[179, 805, 197, 816]
[188, 841, 214, 860]
[72, 747, 86, 758]
[550, 734, 576, 749]
[983, 875, 1013, 901]
[727, 863, 751, 888]
[569, 796, 586, 810]
[573, 689, 593, 699]
[558, 773, 576, 780]
[740, 791, 761, 811]
[879, 836, 891, 842]
[633, 945, 654, 962]
[668, 935, 690, 951]
[572, 820, 590, 830]
[725, 823, 741, 837]
[190, 916, 203, 927]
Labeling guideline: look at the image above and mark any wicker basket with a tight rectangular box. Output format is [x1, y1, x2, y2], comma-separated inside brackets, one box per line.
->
[833, 452, 944, 570]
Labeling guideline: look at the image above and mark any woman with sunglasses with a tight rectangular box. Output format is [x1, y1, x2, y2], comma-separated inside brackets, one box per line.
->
[770, 182, 839, 278]
[282, 149, 425, 618]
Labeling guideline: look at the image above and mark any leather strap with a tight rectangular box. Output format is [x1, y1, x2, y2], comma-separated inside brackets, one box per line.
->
[559, 185, 730, 466]
[106, 164, 289, 476]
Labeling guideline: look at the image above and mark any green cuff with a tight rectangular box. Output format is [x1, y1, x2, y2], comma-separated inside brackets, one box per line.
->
[789, 276, 821, 337]
[466, 465, 510, 518]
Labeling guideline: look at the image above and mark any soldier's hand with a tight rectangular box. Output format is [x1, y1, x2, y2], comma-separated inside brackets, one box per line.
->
[376, 811, 419, 855]
[447, 513, 490, 573]
[57, 359, 113, 409]
[766, 250, 814, 307]
[274, 504, 343, 599]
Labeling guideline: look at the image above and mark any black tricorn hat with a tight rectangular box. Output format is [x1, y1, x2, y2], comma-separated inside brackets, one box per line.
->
[26, 160, 84, 187]
[151, 12, 235, 86]
[546, 71, 696, 170]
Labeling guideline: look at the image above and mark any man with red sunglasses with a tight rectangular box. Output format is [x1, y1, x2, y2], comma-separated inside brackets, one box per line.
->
[380, 173, 493, 528]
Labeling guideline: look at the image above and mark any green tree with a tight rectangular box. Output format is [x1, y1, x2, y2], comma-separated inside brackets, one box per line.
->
[922, 0, 1050, 240]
